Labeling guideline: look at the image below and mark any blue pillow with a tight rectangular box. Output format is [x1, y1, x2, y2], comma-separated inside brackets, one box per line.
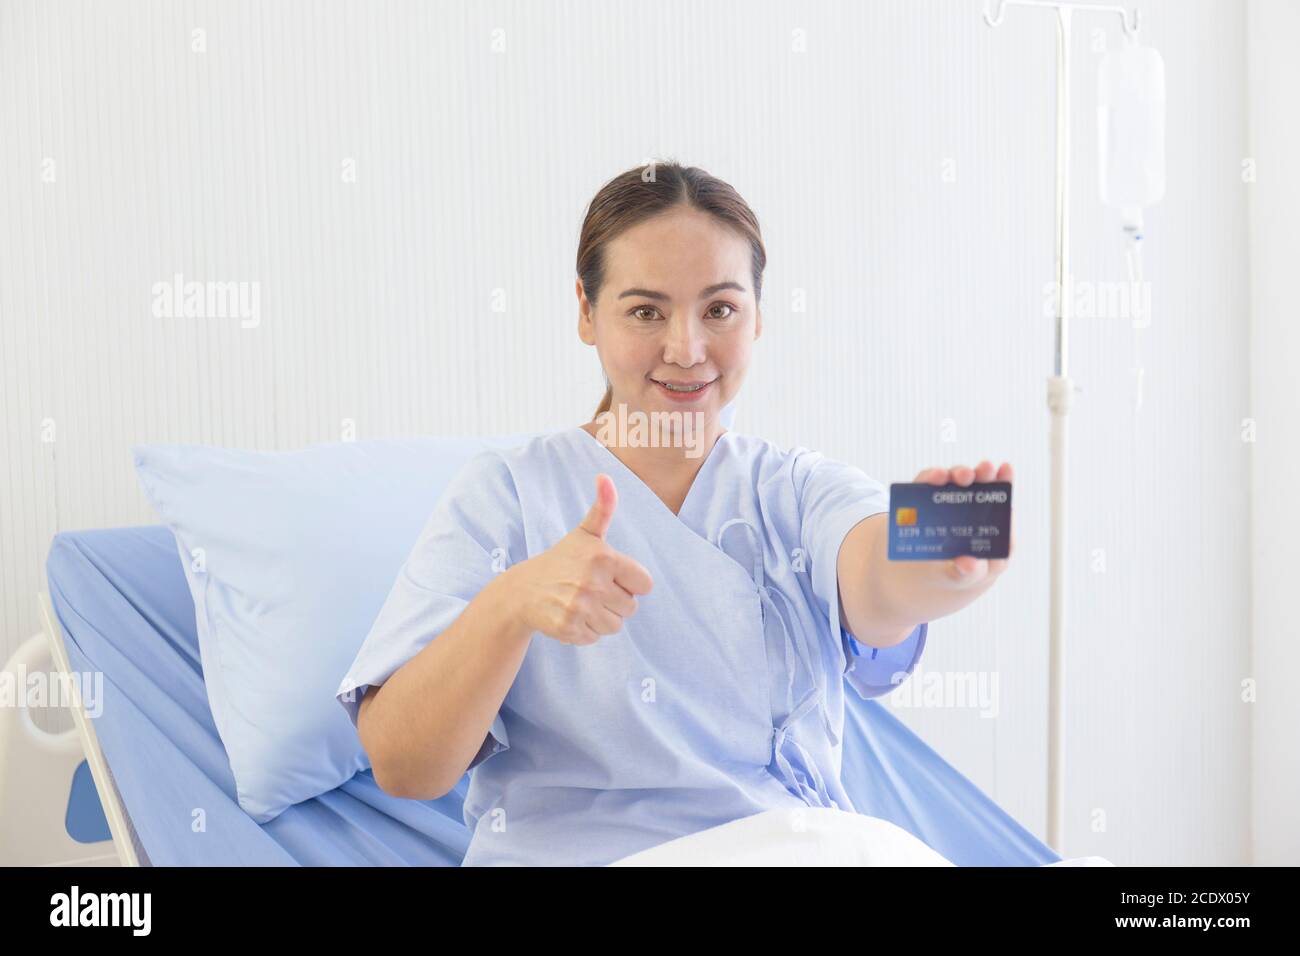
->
[132, 434, 537, 823]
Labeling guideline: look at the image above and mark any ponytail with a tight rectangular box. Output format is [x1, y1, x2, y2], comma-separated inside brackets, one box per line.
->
[592, 383, 612, 420]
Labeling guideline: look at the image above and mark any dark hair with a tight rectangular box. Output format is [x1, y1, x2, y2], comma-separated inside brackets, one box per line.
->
[577, 161, 767, 419]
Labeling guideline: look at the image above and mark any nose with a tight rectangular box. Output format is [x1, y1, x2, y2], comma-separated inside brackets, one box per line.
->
[661, 313, 707, 367]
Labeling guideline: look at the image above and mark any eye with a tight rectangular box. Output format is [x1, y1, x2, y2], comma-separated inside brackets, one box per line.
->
[708, 302, 737, 319]
[630, 306, 661, 321]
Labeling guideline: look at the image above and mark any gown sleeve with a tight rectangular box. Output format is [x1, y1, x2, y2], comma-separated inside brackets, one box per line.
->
[794, 450, 928, 701]
[335, 448, 523, 771]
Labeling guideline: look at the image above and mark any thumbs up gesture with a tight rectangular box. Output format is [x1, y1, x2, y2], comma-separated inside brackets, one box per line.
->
[511, 474, 654, 645]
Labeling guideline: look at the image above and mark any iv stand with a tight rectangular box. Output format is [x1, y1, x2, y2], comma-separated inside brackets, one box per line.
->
[981, 0, 1141, 857]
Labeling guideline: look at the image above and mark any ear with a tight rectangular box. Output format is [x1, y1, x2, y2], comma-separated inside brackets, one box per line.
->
[754, 303, 762, 340]
[576, 279, 596, 345]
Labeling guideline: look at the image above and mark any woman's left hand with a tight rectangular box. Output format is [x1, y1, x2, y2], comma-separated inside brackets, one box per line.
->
[912, 461, 1014, 588]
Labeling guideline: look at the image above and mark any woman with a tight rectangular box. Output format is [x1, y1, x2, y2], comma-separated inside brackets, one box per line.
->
[336, 162, 1014, 866]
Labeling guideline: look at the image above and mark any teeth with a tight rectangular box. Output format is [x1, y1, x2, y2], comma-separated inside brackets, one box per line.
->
[657, 380, 709, 392]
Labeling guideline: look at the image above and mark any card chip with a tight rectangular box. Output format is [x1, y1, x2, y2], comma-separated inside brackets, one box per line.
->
[896, 507, 917, 526]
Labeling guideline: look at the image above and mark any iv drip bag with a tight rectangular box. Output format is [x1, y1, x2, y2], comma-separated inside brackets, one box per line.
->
[1098, 41, 1166, 215]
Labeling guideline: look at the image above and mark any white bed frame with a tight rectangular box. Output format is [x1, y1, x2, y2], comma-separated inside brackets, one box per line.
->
[0, 592, 145, 867]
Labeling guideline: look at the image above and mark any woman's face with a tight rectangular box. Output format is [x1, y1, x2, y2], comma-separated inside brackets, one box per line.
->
[577, 206, 761, 428]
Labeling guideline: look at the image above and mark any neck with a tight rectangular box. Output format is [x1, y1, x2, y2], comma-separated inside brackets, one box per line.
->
[582, 404, 723, 479]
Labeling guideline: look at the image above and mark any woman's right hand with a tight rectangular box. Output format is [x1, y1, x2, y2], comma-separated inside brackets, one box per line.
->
[507, 473, 654, 645]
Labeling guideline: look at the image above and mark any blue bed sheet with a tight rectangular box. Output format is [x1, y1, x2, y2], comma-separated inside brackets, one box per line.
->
[46, 525, 1060, 866]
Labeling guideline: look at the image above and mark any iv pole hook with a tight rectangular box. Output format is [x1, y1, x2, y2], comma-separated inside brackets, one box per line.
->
[983, 1, 1140, 37]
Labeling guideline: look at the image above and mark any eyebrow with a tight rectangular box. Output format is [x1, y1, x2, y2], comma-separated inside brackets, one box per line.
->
[617, 281, 746, 302]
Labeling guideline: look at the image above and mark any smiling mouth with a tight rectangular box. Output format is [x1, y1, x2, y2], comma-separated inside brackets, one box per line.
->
[651, 377, 717, 393]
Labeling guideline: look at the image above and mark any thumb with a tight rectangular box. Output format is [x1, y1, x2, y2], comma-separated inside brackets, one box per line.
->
[578, 473, 617, 539]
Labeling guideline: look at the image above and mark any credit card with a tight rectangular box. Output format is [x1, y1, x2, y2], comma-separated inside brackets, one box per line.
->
[887, 481, 1012, 560]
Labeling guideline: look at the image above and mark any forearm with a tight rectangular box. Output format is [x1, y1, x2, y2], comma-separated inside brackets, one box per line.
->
[839, 513, 1000, 648]
[360, 564, 533, 799]
[864, 555, 1000, 636]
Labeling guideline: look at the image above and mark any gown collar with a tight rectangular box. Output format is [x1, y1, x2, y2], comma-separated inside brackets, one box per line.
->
[568, 424, 732, 524]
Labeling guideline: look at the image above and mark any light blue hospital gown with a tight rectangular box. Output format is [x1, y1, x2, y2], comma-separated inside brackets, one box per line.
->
[335, 426, 927, 866]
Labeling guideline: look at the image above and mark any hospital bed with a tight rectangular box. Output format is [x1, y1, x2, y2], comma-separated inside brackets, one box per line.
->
[2, 523, 1064, 866]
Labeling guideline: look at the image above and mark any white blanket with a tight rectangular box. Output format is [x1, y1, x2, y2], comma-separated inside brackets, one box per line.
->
[608, 808, 1114, 866]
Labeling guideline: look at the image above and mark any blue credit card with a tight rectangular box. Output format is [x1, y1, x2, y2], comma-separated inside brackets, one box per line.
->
[888, 481, 1013, 560]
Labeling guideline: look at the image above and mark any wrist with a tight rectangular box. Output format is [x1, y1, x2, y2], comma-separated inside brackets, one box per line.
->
[488, 560, 536, 643]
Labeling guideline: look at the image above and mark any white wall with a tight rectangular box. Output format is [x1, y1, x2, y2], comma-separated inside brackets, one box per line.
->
[1247, 0, 1299, 867]
[0, 0, 1263, 863]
